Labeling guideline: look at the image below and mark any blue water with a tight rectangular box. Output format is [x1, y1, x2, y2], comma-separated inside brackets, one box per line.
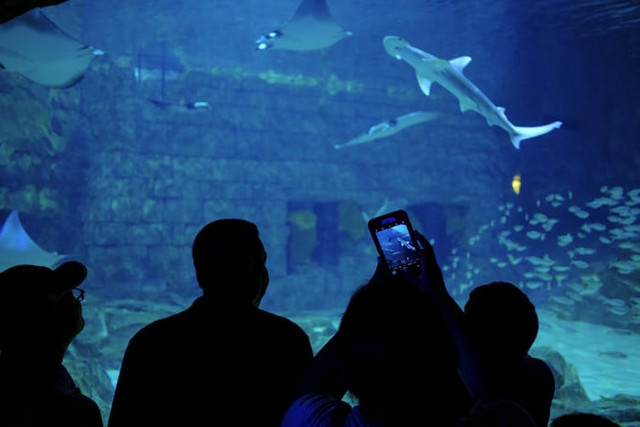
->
[1, 0, 639, 423]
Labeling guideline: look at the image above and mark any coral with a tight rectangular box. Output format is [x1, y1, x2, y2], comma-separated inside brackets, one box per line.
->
[288, 209, 317, 231]
[38, 187, 59, 212]
[258, 70, 318, 87]
[326, 74, 363, 96]
[338, 200, 366, 242]
[386, 85, 419, 101]
[288, 209, 318, 266]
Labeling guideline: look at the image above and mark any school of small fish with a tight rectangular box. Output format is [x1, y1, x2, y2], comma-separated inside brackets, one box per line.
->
[440, 186, 640, 325]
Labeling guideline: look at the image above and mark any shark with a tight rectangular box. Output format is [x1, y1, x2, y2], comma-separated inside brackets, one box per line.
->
[256, 0, 351, 51]
[335, 111, 441, 149]
[0, 210, 69, 272]
[0, 8, 102, 88]
[383, 36, 562, 149]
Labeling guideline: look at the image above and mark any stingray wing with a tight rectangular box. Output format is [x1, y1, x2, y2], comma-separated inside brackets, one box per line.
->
[0, 8, 96, 87]
[0, 210, 69, 272]
[262, 0, 350, 51]
[335, 111, 440, 149]
[0, 0, 69, 24]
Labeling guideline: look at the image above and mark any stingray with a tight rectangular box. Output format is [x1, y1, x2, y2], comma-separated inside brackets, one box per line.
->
[256, 0, 351, 51]
[1, 0, 69, 24]
[0, 210, 69, 272]
[0, 8, 101, 88]
[335, 111, 441, 149]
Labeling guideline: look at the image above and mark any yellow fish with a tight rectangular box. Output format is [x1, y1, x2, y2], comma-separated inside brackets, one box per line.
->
[512, 174, 522, 195]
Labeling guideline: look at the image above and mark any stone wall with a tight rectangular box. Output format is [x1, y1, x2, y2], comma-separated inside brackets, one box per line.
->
[67, 58, 507, 310]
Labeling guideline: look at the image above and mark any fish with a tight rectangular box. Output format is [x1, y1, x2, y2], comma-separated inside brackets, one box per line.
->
[571, 259, 589, 269]
[148, 99, 212, 112]
[0, 210, 69, 272]
[557, 233, 573, 247]
[382, 36, 563, 149]
[334, 111, 440, 149]
[0, 8, 101, 87]
[599, 351, 628, 359]
[256, 0, 351, 51]
[511, 174, 521, 195]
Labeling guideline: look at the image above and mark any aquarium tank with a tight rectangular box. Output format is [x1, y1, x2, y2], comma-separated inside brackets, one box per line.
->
[1, 0, 639, 424]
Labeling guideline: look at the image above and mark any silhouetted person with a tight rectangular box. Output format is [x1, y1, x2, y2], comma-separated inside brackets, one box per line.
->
[283, 269, 463, 426]
[108, 219, 313, 427]
[463, 281, 555, 427]
[0, 261, 103, 426]
[551, 412, 620, 427]
[283, 233, 537, 426]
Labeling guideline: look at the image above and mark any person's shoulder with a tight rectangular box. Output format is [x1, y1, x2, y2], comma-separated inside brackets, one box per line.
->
[252, 309, 312, 355]
[127, 306, 193, 344]
[256, 309, 310, 337]
[522, 355, 555, 381]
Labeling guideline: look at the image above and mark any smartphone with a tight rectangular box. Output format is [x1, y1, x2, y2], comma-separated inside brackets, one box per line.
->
[368, 209, 421, 274]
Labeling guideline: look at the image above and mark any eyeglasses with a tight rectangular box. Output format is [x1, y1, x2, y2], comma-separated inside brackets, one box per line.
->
[72, 288, 85, 303]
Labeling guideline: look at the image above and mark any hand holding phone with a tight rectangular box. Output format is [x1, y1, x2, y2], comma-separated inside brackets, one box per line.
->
[368, 209, 421, 275]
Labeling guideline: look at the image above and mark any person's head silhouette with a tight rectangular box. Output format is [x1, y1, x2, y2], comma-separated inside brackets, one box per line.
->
[336, 277, 460, 424]
[464, 281, 538, 364]
[0, 261, 88, 362]
[192, 219, 269, 306]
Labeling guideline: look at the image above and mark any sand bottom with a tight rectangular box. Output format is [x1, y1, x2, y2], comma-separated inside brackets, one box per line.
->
[534, 308, 639, 400]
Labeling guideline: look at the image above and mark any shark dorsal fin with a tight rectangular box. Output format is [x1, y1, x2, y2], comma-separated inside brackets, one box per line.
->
[449, 56, 472, 73]
[416, 73, 434, 96]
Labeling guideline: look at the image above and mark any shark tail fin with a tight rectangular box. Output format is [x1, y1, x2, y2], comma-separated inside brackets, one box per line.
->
[510, 121, 563, 149]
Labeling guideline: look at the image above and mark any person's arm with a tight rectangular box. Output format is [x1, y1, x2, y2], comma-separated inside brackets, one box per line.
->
[291, 260, 396, 400]
[405, 232, 486, 403]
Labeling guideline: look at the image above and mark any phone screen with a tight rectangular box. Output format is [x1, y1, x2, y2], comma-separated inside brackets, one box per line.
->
[369, 210, 421, 273]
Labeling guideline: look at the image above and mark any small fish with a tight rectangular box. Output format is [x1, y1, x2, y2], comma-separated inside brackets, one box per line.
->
[586, 197, 618, 209]
[574, 247, 596, 255]
[588, 223, 607, 232]
[525, 281, 544, 290]
[526, 255, 555, 267]
[575, 210, 590, 219]
[627, 188, 640, 201]
[550, 295, 574, 305]
[507, 254, 522, 265]
[512, 174, 522, 195]
[148, 99, 212, 111]
[599, 351, 628, 359]
[557, 233, 573, 247]
[571, 260, 589, 269]
[542, 218, 559, 232]
[608, 187, 624, 199]
[533, 213, 548, 222]
[526, 230, 543, 240]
